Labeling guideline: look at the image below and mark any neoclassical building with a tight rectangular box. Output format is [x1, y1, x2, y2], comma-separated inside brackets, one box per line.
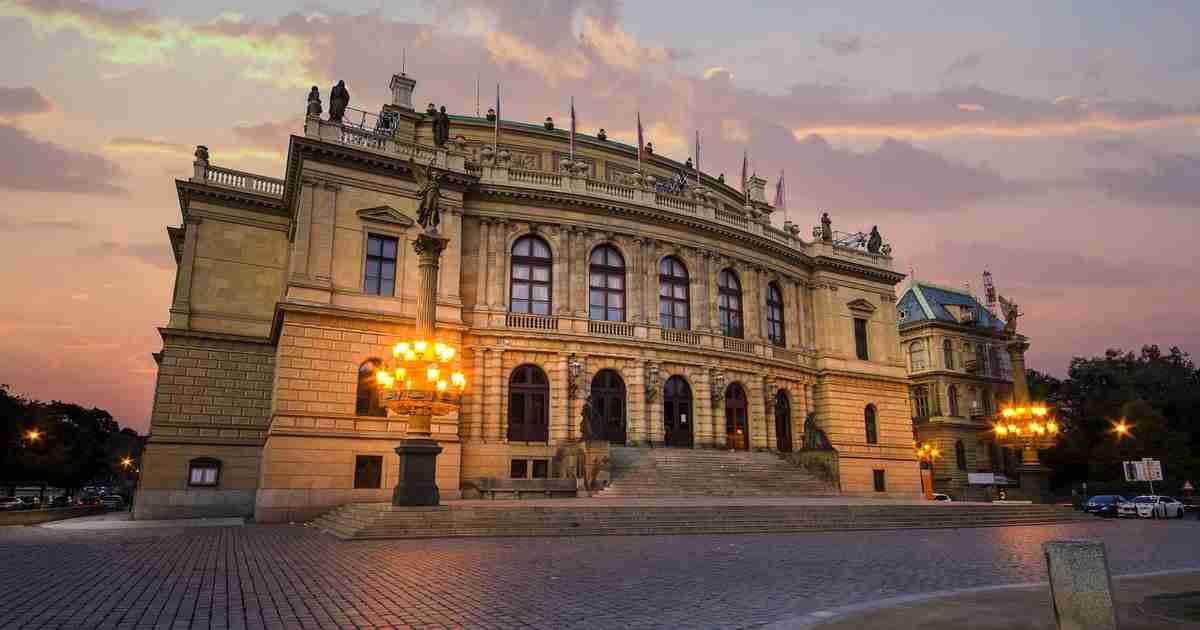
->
[898, 281, 1017, 500]
[135, 72, 920, 521]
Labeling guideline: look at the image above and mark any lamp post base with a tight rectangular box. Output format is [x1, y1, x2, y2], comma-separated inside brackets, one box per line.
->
[392, 438, 444, 506]
[1015, 463, 1052, 504]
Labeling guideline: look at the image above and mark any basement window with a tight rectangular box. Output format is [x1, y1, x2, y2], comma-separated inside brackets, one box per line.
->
[188, 458, 221, 487]
[510, 459, 550, 479]
[354, 455, 383, 489]
[873, 469, 887, 492]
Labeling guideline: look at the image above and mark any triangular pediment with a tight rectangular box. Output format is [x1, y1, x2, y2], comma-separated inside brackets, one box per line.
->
[356, 205, 415, 227]
[846, 298, 877, 313]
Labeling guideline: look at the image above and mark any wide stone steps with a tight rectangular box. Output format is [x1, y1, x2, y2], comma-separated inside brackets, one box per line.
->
[597, 446, 838, 497]
[310, 502, 1095, 540]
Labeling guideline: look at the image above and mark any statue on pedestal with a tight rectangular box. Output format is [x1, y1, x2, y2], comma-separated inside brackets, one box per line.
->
[802, 412, 833, 450]
[306, 86, 322, 117]
[820, 212, 833, 242]
[409, 157, 447, 232]
[999, 295, 1021, 339]
[867, 226, 882, 253]
[433, 105, 451, 146]
[328, 80, 349, 122]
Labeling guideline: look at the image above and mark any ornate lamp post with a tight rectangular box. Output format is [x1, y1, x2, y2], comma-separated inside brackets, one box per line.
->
[374, 158, 466, 506]
[916, 442, 941, 499]
[989, 295, 1058, 502]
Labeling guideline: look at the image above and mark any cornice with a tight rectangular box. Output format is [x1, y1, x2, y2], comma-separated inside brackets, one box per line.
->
[175, 179, 288, 219]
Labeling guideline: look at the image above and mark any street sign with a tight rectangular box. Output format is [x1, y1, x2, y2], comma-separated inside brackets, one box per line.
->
[1124, 460, 1144, 482]
[1144, 458, 1164, 481]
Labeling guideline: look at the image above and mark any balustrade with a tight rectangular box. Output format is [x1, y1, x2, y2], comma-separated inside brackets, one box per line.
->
[660, 328, 700, 346]
[723, 337, 755, 354]
[197, 164, 284, 197]
[587, 320, 635, 337]
[506, 313, 559, 330]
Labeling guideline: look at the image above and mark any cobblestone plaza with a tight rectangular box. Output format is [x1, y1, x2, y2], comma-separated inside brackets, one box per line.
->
[3, 520, 1199, 629]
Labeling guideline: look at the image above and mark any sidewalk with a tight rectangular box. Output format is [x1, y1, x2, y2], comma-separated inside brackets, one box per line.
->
[768, 569, 1200, 629]
[39, 510, 244, 530]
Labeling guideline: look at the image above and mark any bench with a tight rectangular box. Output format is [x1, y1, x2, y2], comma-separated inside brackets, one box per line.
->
[476, 478, 579, 500]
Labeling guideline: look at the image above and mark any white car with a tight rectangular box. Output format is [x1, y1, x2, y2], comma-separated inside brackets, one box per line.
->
[931, 493, 953, 502]
[1117, 495, 1185, 519]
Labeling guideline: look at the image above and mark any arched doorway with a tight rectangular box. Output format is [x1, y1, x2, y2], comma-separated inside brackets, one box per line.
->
[591, 369, 626, 445]
[663, 376, 693, 448]
[725, 383, 749, 450]
[774, 389, 792, 452]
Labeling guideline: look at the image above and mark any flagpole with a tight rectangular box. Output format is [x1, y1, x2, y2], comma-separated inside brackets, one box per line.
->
[695, 130, 701, 187]
[493, 83, 501, 150]
[636, 111, 643, 171]
[569, 96, 576, 162]
[475, 76, 480, 117]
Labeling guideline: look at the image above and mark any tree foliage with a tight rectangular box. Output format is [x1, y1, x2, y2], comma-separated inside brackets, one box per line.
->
[1038, 346, 1200, 491]
[1, 384, 135, 491]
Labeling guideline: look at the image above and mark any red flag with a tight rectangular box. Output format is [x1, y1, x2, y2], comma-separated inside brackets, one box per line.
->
[636, 111, 644, 169]
[493, 83, 501, 149]
[740, 149, 748, 201]
[774, 170, 785, 210]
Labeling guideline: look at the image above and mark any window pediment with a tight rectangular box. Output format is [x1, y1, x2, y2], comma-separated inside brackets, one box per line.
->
[846, 298, 877, 313]
[356, 205, 415, 227]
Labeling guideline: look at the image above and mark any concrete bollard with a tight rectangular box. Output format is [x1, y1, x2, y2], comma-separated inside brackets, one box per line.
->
[1042, 539, 1119, 630]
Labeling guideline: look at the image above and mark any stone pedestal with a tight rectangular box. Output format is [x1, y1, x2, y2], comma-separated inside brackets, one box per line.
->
[1042, 539, 1118, 630]
[392, 438, 444, 506]
[1017, 462, 1052, 503]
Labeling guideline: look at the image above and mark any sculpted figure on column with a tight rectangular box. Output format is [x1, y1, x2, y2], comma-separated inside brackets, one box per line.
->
[410, 157, 446, 232]
[999, 295, 1021, 339]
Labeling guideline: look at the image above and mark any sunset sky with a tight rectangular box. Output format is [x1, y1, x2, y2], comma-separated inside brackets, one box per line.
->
[2, 0, 1198, 433]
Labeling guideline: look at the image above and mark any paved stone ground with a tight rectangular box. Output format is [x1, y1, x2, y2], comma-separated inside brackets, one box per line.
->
[2, 519, 1199, 629]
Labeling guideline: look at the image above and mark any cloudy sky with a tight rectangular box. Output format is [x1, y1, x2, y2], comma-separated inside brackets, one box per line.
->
[2, 0, 1198, 432]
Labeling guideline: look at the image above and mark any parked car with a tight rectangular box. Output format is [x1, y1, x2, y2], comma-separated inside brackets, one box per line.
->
[0, 497, 23, 511]
[49, 495, 70, 508]
[17, 497, 40, 510]
[1083, 495, 1127, 517]
[99, 495, 125, 510]
[931, 493, 953, 502]
[77, 495, 101, 507]
[1118, 495, 1186, 519]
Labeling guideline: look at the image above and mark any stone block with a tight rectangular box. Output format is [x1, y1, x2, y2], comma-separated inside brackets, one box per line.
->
[1042, 539, 1118, 630]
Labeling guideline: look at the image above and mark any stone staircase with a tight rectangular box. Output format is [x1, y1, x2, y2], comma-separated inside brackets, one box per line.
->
[596, 446, 838, 497]
[309, 501, 1097, 540]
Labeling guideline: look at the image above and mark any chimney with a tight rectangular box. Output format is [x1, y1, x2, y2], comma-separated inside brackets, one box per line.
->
[390, 73, 416, 110]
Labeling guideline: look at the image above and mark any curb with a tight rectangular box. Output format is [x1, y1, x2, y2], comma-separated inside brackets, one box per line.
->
[759, 567, 1200, 629]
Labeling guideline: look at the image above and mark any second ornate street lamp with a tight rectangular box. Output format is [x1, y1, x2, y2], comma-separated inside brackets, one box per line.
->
[916, 441, 941, 499]
[374, 158, 467, 506]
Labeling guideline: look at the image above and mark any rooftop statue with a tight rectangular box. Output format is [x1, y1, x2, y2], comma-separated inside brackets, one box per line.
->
[433, 105, 450, 146]
[820, 212, 833, 242]
[306, 86, 322, 117]
[597, 128, 607, 141]
[867, 226, 882, 253]
[998, 295, 1021, 339]
[328, 80, 349, 122]
[410, 157, 447, 232]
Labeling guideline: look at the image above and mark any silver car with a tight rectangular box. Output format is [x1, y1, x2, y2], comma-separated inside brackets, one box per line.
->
[1118, 495, 1185, 519]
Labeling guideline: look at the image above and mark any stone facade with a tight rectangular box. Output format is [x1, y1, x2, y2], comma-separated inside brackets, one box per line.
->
[136, 72, 922, 521]
[898, 281, 1018, 500]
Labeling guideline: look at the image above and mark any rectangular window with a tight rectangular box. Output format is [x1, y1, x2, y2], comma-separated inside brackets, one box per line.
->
[873, 469, 887, 492]
[364, 234, 398, 296]
[913, 386, 930, 418]
[531, 460, 549, 479]
[510, 459, 528, 479]
[187, 459, 220, 487]
[854, 318, 869, 360]
[353, 455, 383, 489]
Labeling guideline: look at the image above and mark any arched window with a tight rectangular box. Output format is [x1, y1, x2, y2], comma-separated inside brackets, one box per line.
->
[355, 359, 386, 417]
[718, 269, 743, 338]
[948, 385, 960, 417]
[955, 440, 967, 471]
[510, 235, 552, 315]
[508, 365, 549, 442]
[589, 245, 625, 321]
[864, 404, 878, 444]
[659, 257, 689, 330]
[766, 282, 785, 347]
[909, 340, 927, 371]
[943, 339, 955, 370]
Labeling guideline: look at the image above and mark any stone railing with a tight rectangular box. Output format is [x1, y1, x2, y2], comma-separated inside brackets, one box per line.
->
[586, 179, 636, 200]
[506, 313, 559, 330]
[509, 168, 562, 188]
[654, 191, 698, 215]
[588, 320, 635, 337]
[192, 162, 285, 197]
[772, 346, 800, 362]
[660, 328, 700, 346]
[714, 206, 749, 229]
[722, 337, 755, 354]
[808, 239, 894, 270]
[304, 116, 462, 172]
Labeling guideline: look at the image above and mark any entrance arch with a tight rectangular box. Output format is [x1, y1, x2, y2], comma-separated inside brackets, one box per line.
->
[725, 383, 749, 450]
[663, 376, 693, 448]
[591, 369, 626, 445]
[774, 389, 793, 452]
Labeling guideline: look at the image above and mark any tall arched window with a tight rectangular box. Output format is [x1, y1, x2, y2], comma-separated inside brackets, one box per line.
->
[766, 282, 785, 347]
[909, 340, 927, 371]
[948, 385, 960, 416]
[589, 245, 625, 321]
[864, 404, 878, 444]
[507, 364, 549, 442]
[718, 269, 743, 338]
[955, 440, 967, 471]
[943, 339, 955, 370]
[659, 257, 690, 329]
[355, 359, 386, 417]
[510, 235, 552, 315]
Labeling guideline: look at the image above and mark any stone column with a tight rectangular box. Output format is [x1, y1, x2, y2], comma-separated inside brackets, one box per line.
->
[573, 228, 590, 318]
[628, 362, 646, 445]
[289, 180, 315, 282]
[644, 239, 658, 327]
[631, 237, 645, 324]
[707, 255, 722, 332]
[168, 216, 201, 329]
[485, 348, 504, 441]
[470, 347, 485, 442]
[487, 220, 508, 309]
[559, 227, 572, 316]
[478, 218, 492, 312]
